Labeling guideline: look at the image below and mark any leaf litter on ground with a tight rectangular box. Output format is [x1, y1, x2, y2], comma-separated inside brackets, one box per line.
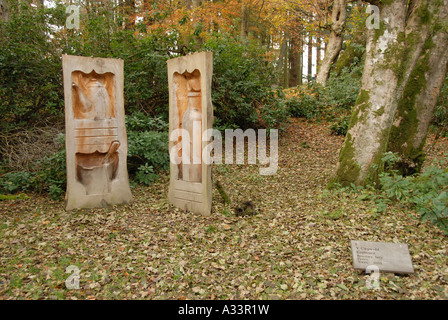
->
[0, 118, 447, 300]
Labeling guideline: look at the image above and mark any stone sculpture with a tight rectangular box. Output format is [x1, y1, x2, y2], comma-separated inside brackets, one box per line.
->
[168, 52, 213, 215]
[62, 55, 132, 210]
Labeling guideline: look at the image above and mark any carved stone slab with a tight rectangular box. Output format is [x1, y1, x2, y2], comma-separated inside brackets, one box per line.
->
[62, 54, 132, 210]
[167, 52, 213, 215]
[351, 240, 414, 274]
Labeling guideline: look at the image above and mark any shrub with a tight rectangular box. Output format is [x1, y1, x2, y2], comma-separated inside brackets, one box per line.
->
[325, 62, 363, 117]
[284, 63, 362, 125]
[285, 87, 325, 120]
[0, 133, 66, 200]
[33, 142, 67, 200]
[0, 3, 64, 133]
[126, 112, 170, 185]
[203, 33, 287, 130]
[330, 115, 350, 136]
[357, 152, 448, 234]
[0, 112, 171, 196]
[0, 171, 33, 194]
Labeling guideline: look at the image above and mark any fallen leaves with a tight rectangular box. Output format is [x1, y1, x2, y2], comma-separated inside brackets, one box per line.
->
[0, 120, 447, 300]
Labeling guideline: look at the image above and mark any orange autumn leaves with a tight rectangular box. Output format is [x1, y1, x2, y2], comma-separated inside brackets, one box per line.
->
[127, 0, 336, 46]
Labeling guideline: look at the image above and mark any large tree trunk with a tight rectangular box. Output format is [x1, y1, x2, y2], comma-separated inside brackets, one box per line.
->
[388, 3, 448, 175]
[330, 0, 448, 187]
[0, 0, 8, 22]
[278, 39, 286, 86]
[316, 0, 346, 86]
[330, 0, 407, 187]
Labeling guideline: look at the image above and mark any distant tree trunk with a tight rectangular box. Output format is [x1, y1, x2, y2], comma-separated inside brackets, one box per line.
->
[289, 36, 300, 87]
[283, 40, 289, 88]
[330, 0, 407, 187]
[240, 1, 249, 41]
[333, 28, 366, 75]
[307, 34, 313, 79]
[388, 3, 448, 176]
[0, 0, 8, 22]
[316, 0, 346, 86]
[298, 35, 303, 85]
[316, 35, 321, 72]
[124, 0, 136, 29]
[278, 39, 286, 70]
[191, 0, 203, 49]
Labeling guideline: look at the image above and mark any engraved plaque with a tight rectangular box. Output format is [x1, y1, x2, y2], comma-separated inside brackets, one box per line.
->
[351, 240, 414, 274]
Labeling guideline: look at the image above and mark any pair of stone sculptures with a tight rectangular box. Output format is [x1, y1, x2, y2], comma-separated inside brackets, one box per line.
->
[63, 52, 213, 215]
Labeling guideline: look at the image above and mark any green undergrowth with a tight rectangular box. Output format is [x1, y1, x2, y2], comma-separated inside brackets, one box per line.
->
[0, 193, 29, 201]
[0, 113, 171, 198]
[284, 58, 363, 136]
[333, 152, 448, 234]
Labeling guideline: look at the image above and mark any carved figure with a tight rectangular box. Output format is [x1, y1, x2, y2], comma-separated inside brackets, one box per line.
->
[182, 72, 202, 182]
[72, 77, 111, 120]
[167, 52, 213, 215]
[63, 54, 132, 210]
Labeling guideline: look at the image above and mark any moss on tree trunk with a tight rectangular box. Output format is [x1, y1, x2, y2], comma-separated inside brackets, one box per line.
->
[333, 30, 366, 76]
[330, 0, 448, 187]
[388, 12, 448, 175]
[329, 0, 407, 187]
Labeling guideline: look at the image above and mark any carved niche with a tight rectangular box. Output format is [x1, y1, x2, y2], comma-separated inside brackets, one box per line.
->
[168, 52, 213, 215]
[62, 55, 132, 210]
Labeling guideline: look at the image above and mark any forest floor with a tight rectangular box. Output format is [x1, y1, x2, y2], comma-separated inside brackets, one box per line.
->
[1, 118, 447, 300]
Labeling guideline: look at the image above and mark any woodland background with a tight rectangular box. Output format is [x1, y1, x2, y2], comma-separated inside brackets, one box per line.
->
[0, 0, 447, 232]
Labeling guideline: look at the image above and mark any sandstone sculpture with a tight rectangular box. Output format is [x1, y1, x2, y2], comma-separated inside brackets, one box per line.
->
[62, 54, 132, 210]
[168, 52, 213, 215]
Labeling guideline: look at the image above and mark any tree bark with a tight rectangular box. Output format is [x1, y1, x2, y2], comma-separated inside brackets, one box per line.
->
[333, 28, 366, 75]
[388, 3, 448, 175]
[283, 40, 289, 88]
[298, 35, 303, 85]
[278, 34, 289, 88]
[316, 0, 346, 86]
[316, 35, 321, 72]
[330, 0, 407, 187]
[307, 34, 313, 79]
[289, 36, 300, 87]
